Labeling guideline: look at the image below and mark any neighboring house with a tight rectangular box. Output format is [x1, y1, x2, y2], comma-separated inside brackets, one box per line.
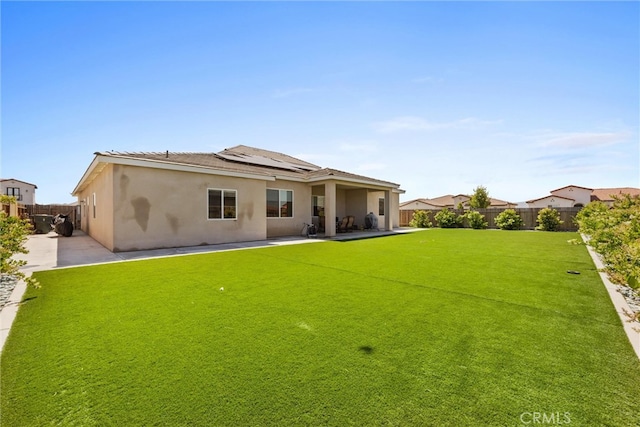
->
[525, 194, 577, 208]
[527, 185, 640, 208]
[399, 194, 516, 210]
[72, 145, 404, 252]
[591, 187, 640, 206]
[1, 178, 37, 205]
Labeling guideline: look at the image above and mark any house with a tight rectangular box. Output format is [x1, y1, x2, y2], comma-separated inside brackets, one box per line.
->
[399, 194, 516, 211]
[591, 187, 640, 206]
[527, 185, 640, 208]
[1, 178, 37, 205]
[71, 145, 404, 252]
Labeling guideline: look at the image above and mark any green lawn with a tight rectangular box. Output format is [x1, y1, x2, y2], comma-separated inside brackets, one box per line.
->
[2, 230, 639, 426]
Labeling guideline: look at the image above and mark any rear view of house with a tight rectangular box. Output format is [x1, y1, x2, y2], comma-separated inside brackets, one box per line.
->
[72, 145, 403, 252]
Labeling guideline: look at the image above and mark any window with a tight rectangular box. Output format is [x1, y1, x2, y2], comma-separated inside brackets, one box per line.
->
[5, 187, 21, 200]
[92, 193, 97, 218]
[378, 198, 385, 216]
[312, 195, 325, 216]
[267, 189, 293, 218]
[208, 189, 237, 219]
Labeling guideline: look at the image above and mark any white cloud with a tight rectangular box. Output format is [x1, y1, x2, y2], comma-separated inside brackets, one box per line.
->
[538, 131, 630, 149]
[373, 116, 502, 133]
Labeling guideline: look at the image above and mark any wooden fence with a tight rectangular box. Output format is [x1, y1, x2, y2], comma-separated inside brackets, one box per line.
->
[400, 207, 582, 231]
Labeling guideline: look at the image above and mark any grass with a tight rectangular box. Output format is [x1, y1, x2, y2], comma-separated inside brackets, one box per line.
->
[2, 229, 639, 426]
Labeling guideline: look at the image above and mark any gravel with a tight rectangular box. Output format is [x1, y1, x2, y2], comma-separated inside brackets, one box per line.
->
[0, 274, 19, 310]
[618, 285, 640, 322]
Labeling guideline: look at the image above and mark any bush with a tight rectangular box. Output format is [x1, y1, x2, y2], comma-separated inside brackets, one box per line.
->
[494, 209, 524, 230]
[536, 208, 563, 231]
[434, 208, 463, 228]
[466, 210, 487, 229]
[576, 195, 640, 288]
[1, 196, 39, 288]
[409, 210, 432, 228]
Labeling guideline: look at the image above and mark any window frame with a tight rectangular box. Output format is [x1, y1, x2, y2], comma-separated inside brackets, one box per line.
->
[266, 188, 294, 219]
[207, 188, 237, 220]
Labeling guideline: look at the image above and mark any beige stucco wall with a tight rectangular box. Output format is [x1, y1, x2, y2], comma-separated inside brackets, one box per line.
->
[365, 191, 384, 229]
[346, 189, 368, 228]
[335, 188, 347, 220]
[266, 179, 313, 238]
[109, 165, 268, 251]
[527, 196, 575, 208]
[77, 164, 115, 251]
[550, 187, 591, 206]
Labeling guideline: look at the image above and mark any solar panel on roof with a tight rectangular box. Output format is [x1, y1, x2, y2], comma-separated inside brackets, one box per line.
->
[216, 152, 317, 172]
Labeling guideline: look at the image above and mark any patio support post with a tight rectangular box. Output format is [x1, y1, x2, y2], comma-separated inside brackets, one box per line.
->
[325, 182, 336, 237]
[384, 190, 392, 231]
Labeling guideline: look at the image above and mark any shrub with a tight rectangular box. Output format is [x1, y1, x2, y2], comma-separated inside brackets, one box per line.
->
[466, 210, 488, 229]
[536, 208, 563, 231]
[1, 196, 39, 288]
[576, 195, 640, 288]
[434, 208, 463, 228]
[494, 209, 524, 230]
[409, 210, 432, 228]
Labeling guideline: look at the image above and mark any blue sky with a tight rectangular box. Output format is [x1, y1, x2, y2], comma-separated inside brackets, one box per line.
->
[2, 1, 638, 204]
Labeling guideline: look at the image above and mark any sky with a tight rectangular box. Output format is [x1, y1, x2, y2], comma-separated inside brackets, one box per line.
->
[2, 1, 638, 205]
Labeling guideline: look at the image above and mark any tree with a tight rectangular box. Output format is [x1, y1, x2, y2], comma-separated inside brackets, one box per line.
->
[469, 186, 491, 209]
[1, 196, 39, 288]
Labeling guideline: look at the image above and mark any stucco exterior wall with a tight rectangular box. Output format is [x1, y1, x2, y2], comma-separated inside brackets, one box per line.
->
[345, 189, 368, 228]
[266, 179, 313, 238]
[365, 191, 383, 229]
[78, 164, 115, 251]
[110, 165, 268, 251]
[335, 188, 347, 220]
[550, 186, 591, 206]
[393, 192, 400, 227]
[527, 196, 575, 208]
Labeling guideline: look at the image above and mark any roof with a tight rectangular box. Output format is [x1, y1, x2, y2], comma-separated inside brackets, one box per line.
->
[399, 198, 444, 208]
[591, 187, 640, 202]
[399, 194, 515, 209]
[526, 194, 575, 203]
[73, 146, 401, 195]
[0, 178, 37, 188]
[220, 145, 320, 171]
[550, 184, 594, 193]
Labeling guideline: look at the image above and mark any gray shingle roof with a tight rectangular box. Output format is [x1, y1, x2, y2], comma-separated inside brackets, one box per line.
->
[94, 146, 400, 188]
